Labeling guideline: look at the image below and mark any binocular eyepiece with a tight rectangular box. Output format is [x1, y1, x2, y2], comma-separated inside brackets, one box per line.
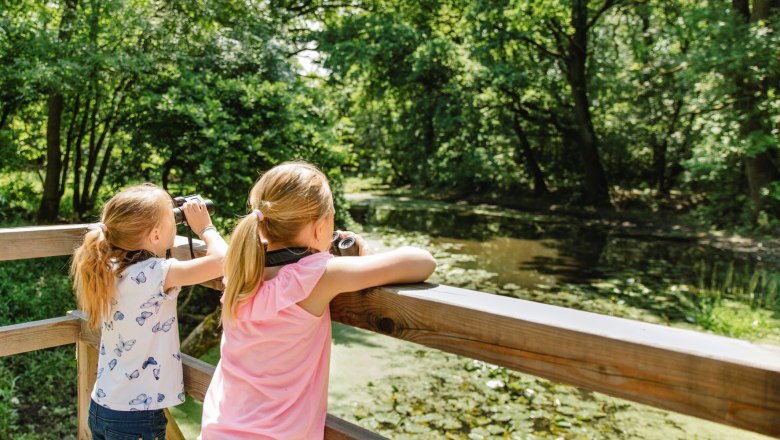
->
[173, 195, 215, 225]
[330, 231, 359, 257]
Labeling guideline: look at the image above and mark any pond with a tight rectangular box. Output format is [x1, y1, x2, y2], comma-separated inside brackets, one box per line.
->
[322, 194, 780, 440]
[347, 194, 780, 342]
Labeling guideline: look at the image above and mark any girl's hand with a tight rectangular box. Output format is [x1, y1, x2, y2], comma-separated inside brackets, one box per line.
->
[338, 230, 372, 256]
[182, 199, 214, 238]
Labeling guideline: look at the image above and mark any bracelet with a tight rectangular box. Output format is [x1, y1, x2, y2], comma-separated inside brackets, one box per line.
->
[198, 225, 218, 238]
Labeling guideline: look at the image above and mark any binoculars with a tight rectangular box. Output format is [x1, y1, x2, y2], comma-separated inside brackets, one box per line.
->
[173, 195, 215, 225]
[330, 231, 359, 256]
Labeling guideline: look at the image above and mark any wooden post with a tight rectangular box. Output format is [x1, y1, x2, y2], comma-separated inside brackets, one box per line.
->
[76, 338, 98, 439]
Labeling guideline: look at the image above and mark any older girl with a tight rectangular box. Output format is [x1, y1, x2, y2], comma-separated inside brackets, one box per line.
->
[200, 162, 436, 439]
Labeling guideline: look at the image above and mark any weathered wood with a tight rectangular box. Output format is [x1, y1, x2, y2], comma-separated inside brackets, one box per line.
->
[164, 408, 186, 440]
[76, 336, 98, 439]
[0, 224, 88, 261]
[325, 414, 388, 440]
[330, 283, 780, 438]
[0, 315, 80, 357]
[182, 353, 216, 402]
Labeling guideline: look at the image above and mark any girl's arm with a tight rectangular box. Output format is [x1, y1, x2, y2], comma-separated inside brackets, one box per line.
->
[300, 245, 437, 316]
[164, 201, 228, 291]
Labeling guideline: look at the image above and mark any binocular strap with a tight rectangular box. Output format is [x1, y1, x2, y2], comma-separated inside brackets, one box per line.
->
[265, 247, 314, 267]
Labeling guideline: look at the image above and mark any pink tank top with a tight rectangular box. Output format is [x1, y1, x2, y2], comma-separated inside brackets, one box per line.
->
[200, 252, 333, 439]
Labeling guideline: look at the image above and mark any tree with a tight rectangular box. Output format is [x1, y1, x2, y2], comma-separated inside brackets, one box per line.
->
[731, 0, 780, 220]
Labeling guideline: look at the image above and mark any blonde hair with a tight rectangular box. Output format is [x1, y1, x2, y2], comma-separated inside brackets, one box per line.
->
[222, 161, 333, 322]
[70, 183, 172, 328]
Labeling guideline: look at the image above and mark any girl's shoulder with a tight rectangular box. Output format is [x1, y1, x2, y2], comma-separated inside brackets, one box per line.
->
[117, 258, 179, 298]
[269, 252, 332, 285]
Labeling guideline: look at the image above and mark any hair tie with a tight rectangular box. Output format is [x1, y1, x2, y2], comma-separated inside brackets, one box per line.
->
[92, 223, 107, 233]
[253, 209, 264, 221]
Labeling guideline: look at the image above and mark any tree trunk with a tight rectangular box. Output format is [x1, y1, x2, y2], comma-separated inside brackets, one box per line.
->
[180, 308, 222, 359]
[37, 0, 79, 222]
[567, 0, 610, 207]
[511, 113, 549, 195]
[732, 0, 780, 219]
[37, 93, 65, 222]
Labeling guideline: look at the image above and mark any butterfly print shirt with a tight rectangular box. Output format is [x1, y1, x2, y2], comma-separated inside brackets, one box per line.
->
[91, 258, 185, 411]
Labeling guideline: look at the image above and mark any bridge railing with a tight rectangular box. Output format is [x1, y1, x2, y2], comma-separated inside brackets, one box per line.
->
[2, 224, 779, 438]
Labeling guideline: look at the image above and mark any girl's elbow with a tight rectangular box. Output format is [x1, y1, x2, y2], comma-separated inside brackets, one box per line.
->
[408, 248, 436, 278]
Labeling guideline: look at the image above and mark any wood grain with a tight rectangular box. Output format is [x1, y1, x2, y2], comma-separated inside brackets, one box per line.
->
[330, 283, 780, 437]
[0, 315, 80, 357]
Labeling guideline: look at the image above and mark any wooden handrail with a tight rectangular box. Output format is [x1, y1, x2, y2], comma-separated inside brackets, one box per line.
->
[1, 224, 780, 437]
[0, 315, 81, 357]
[332, 284, 780, 436]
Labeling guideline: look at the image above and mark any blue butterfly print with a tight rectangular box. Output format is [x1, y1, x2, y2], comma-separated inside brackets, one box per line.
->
[97, 367, 104, 379]
[96, 389, 106, 399]
[149, 261, 158, 269]
[109, 359, 117, 370]
[152, 317, 175, 333]
[113, 311, 124, 321]
[173, 351, 181, 361]
[100, 343, 105, 355]
[157, 393, 165, 403]
[129, 393, 152, 410]
[136, 311, 153, 326]
[142, 357, 157, 369]
[126, 369, 139, 380]
[113, 334, 136, 357]
[131, 271, 147, 284]
[140, 292, 165, 313]
[153, 368, 161, 380]
[178, 393, 185, 402]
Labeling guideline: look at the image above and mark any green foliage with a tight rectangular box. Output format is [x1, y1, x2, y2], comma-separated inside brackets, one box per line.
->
[0, 257, 78, 438]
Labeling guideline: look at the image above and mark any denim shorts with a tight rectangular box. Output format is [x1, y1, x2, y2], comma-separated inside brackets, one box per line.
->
[88, 399, 167, 440]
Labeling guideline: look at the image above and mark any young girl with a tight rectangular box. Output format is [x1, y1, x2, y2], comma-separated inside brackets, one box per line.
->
[71, 183, 227, 439]
[199, 162, 436, 439]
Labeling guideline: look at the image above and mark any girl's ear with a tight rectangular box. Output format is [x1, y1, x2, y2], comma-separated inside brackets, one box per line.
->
[148, 226, 161, 246]
[313, 217, 326, 241]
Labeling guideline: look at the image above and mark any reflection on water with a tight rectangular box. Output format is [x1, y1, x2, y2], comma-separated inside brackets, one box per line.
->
[349, 197, 779, 321]
[350, 201, 712, 286]
[431, 236, 574, 287]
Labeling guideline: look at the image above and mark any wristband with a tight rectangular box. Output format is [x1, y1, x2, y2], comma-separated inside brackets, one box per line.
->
[198, 225, 218, 238]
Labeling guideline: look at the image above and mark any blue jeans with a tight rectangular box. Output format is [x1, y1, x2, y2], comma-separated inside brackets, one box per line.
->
[88, 399, 167, 440]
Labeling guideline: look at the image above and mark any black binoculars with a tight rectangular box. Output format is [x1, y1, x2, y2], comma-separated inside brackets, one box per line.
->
[330, 231, 359, 257]
[173, 195, 215, 225]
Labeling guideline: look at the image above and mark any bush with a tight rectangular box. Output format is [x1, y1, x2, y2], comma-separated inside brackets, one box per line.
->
[0, 257, 78, 438]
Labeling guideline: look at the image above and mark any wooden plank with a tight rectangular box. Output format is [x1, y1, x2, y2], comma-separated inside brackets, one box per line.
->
[76, 337, 98, 440]
[164, 408, 186, 440]
[182, 354, 216, 402]
[0, 315, 80, 357]
[0, 224, 88, 261]
[330, 283, 780, 438]
[325, 414, 388, 440]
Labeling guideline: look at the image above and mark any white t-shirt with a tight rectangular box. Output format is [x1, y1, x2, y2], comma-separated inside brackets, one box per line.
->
[91, 258, 185, 411]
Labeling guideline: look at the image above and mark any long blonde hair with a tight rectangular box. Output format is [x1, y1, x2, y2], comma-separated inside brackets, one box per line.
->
[222, 161, 333, 322]
[70, 183, 172, 328]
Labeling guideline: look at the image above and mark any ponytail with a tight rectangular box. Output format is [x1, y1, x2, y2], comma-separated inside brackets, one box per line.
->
[221, 161, 333, 323]
[222, 213, 265, 323]
[70, 228, 118, 328]
[69, 183, 171, 328]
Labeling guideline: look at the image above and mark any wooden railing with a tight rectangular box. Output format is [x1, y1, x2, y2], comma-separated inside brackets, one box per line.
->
[1, 224, 779, 439]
